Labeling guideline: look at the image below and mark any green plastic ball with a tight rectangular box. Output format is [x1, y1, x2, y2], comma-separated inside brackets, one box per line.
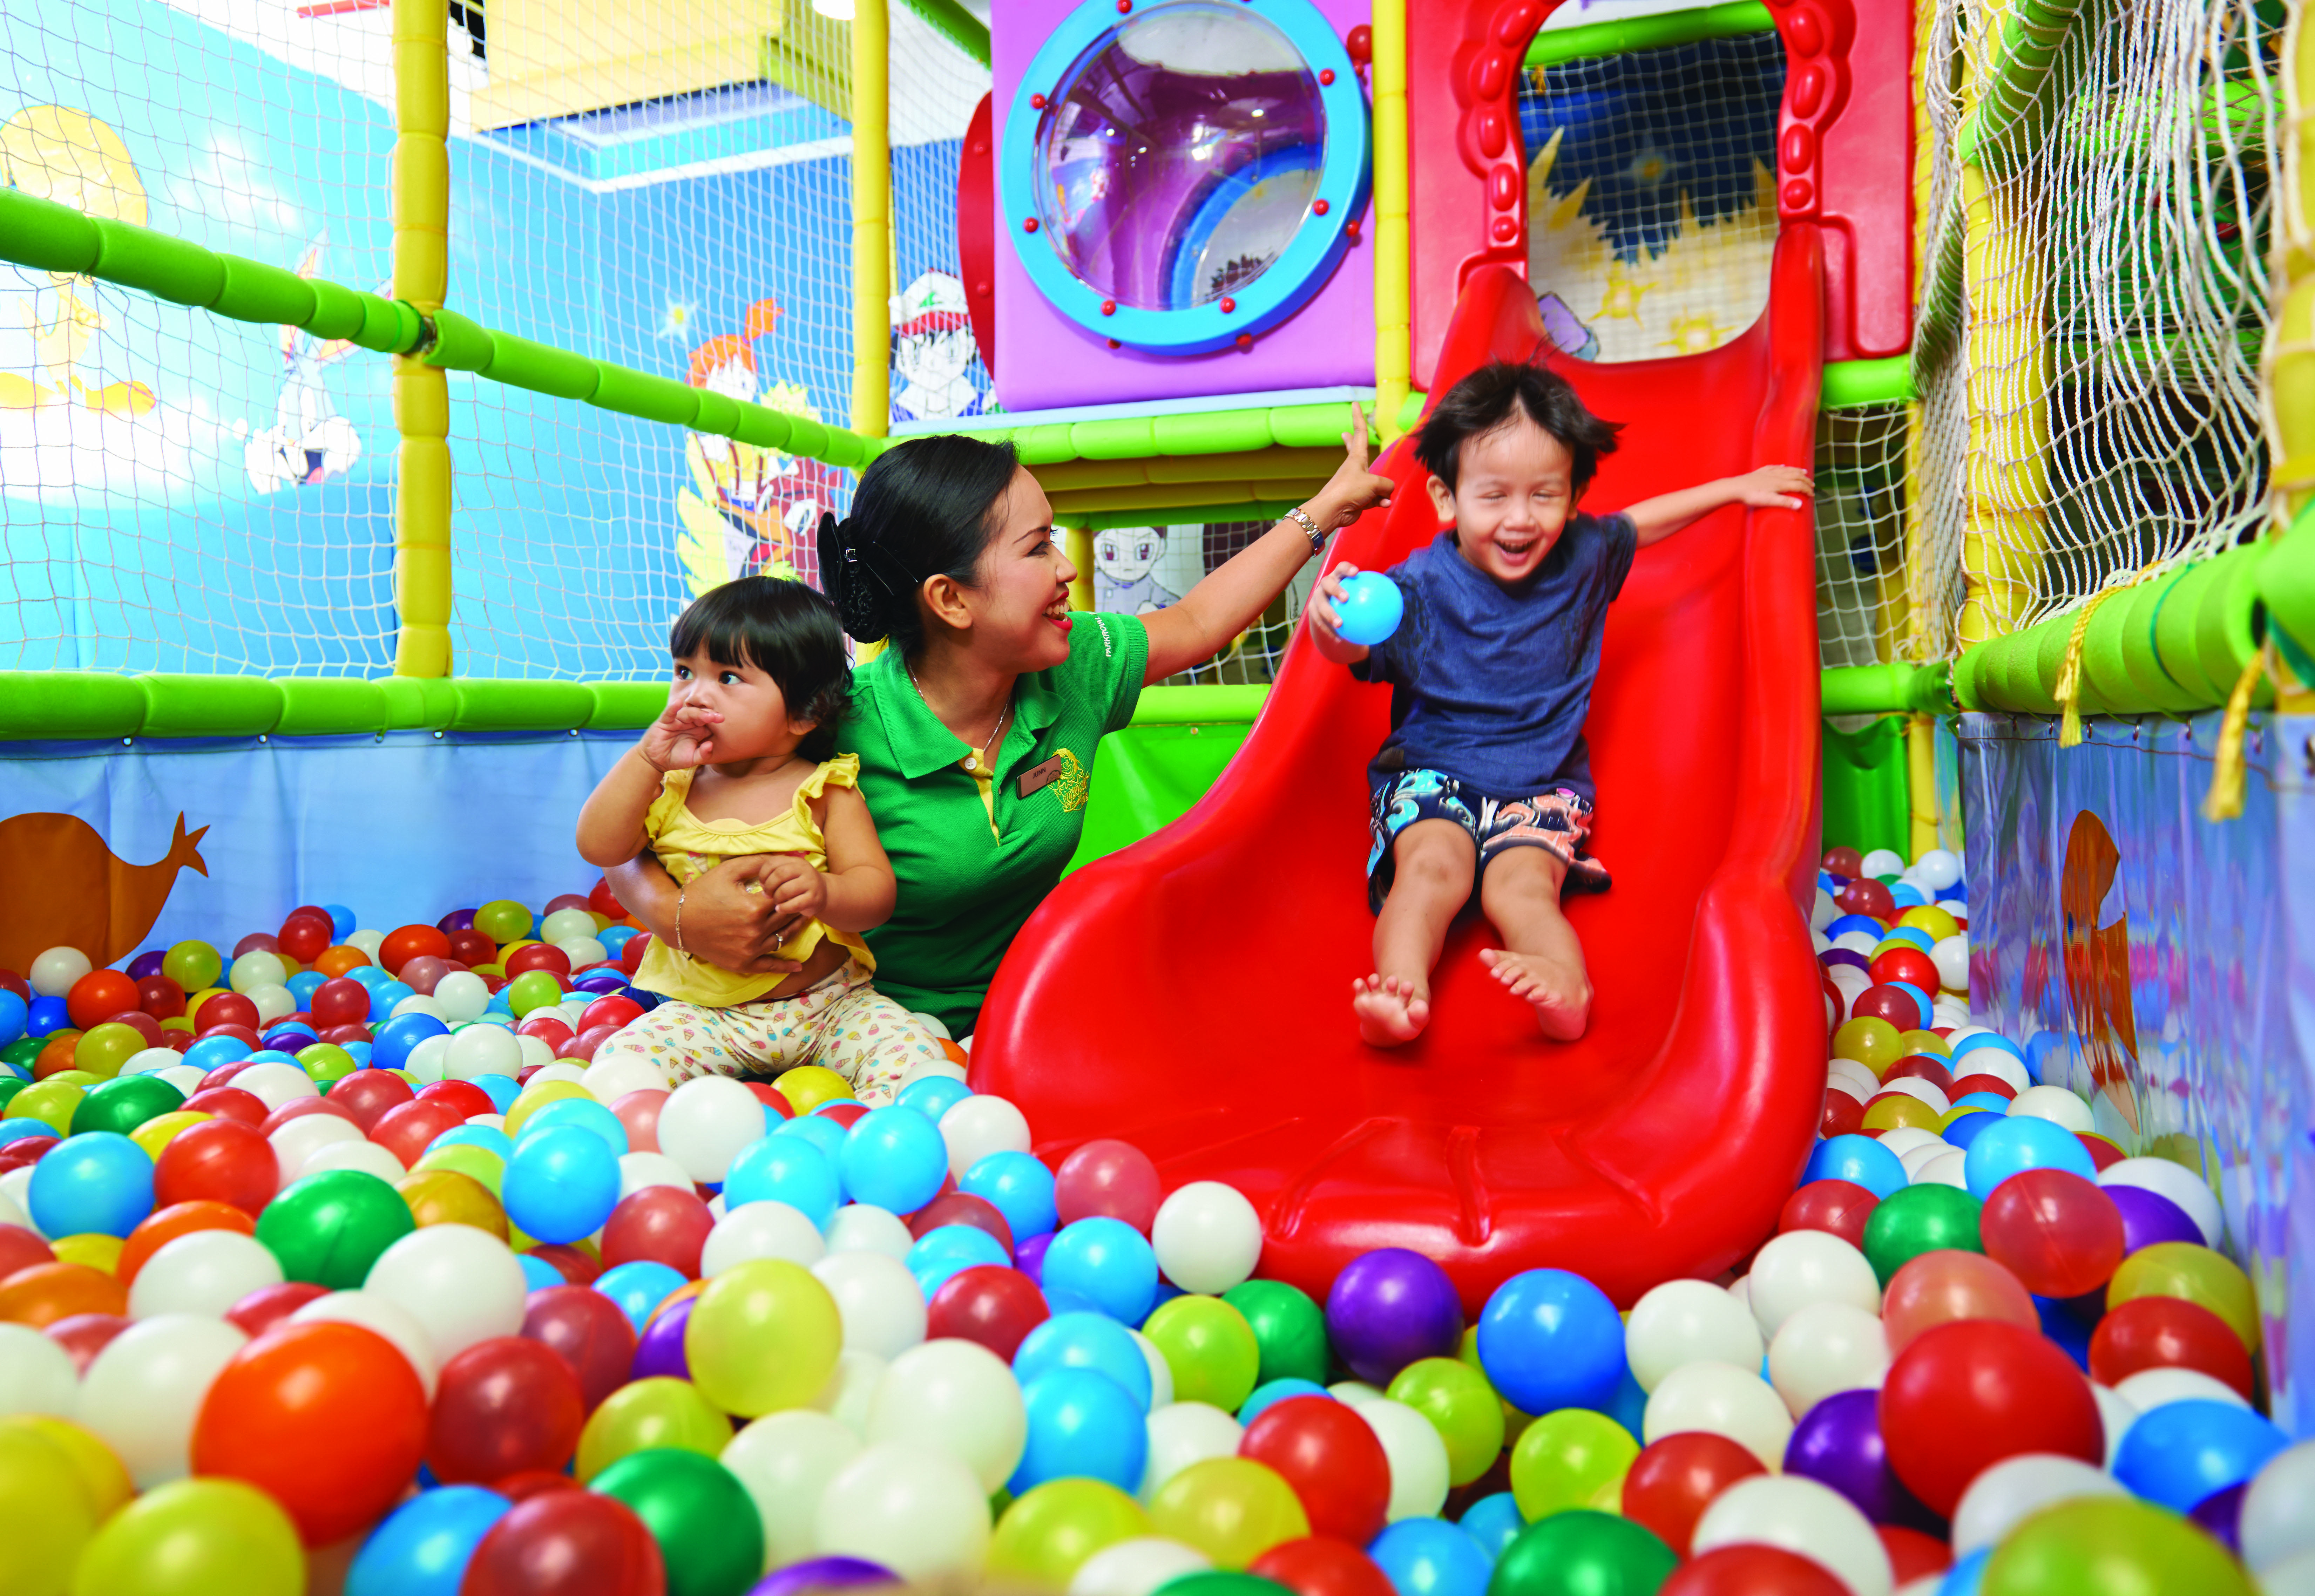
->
[474, 899, 534, 945]
[162, 939, 223, 995]
[506, 970, 564, 1019]
[1223, 1279, 1330, 1387]
[1863, 1182, 1983, 1285]
[254, 1169, 415, 1289]
[1488, 1510, 1675, 1596]
[589, 1446, 765, 1596]
[1983, 1496, 2255, 1596]
[0, 1037, 39, 1069]
[0, 1077, 25, 1112]
[296, 1044, 358, 1086]
[1154, 1574, 1297, 1596]
[68, 1073, 186, 1137]
[1144, 1294, 1263, 1412]
[1389, 1356, 1509, 1486]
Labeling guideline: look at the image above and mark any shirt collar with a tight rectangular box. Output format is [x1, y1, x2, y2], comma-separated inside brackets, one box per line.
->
[865, 645, 1065, 780]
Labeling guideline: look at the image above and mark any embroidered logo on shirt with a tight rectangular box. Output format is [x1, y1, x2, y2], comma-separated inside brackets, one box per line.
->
[1049, 747, 1089, 811]
[1093, 614, 1114, 658]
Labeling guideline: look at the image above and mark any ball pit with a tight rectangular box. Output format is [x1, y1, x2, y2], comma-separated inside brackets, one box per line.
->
[0, 852, 2299, 1595]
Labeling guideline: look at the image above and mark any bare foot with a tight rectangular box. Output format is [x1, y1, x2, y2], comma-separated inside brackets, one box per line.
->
[1353, 973, 1431, 1046]
[1481, 948, 1593, 1042]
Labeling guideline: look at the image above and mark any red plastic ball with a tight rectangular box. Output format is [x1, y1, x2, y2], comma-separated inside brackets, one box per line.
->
[318, 1023, 372, 1047]
[506, 944, 573, 980]
[1979, 1168, 2126, 1299]
[619, 936, 650, 975]
[521, 1284, 638, 1411]
[326, 1071, 415, 1134]
[1660, 1544, 1849, 1596]
[1620, 1431, 1766, 1556]
[1879, 1319, 2103, 1515]
[909, 1191, 1016, 1256]
[1868, 946, 1941, 992]
[308, 977, 371, 1029]
[379, 924, 453, 976]
[154, 1118, 278, 1217]
[1822, 847, 1863, 878]
[231, 932, 280, 958]
[817, 1101, 870, 1130]
[580, 995, 644, 1034]
[588, 878, 626, 918]
[462, 1487, 665, 1596]
[1251, 1537, 1398, 1596]
[416, 1080, 496, 1121]
[98, 1010, 165, 1048]
[1819, 1091, 1864, 1139]
[1238, 1395, 1393, 1545]
[1779, 1180, 1880, 1250]
[181, 1086, 268, 1128]
[194, 991, 261, 1034]
[447, 928, 497, 968]
[45, 1312, 131, 1374]
[1879, 1524, 1951, 1585]
[742, 1082, 793, 1121]
[1054, 1138, 1162, 1232]
[0, 1227, 55, 1279]
[370, 1098, 467, 1168]
[517, 1016, 576, 1054]
[0, 1136, 57, 1176]
[1884, 1055, 1956, 1094]
[2088, 1293, 2255, 1400]
[259, 1097, 358, 1139]
[524, 1244, 603, 1288]
[1849, 984, 1926, 1030]
[191, 1320, 431, 1546]
[927, 1265, 1050, 1361]
[427, 1334, 587, 1483]
[277, 914, 334, 965]
[1835, 877, 1897, 920]
[136, 973, 187, 1020]
[600, 1186, 715, 1278]
[565, 1024, 621, 1062]
[226, 1281, 330, 1338]
[2078, 1133, 2126, 1171]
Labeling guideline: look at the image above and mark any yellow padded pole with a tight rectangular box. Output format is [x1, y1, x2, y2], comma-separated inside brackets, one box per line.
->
[1372, 0, 1411, 443]
[852, 0, 892, 439]
[2265, 4, 2315, 518]
[392, 0, 453, 677]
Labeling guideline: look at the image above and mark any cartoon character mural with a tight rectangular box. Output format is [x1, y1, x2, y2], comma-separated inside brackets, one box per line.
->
[674, 298, 846, 598]
[0, 106, 157, 418]
[240, 235, 365, 493]
[0, 811, 208, 976]
[2062, 809, 2142, 1132]
[889, 270, 985, 425]
[1092, 525, 1182, 614]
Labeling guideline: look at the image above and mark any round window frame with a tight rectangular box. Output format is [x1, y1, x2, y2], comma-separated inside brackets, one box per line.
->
[1000, 0, 1372, 356]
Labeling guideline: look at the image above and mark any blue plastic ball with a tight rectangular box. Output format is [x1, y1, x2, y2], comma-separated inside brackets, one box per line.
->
[1593, 1363, 1649, 1439]
[593, 1259, 688, 1333]
[2113, 1399, 2289, 1512]
[466, 1073, 521, 1114]
[428, 1123, 516, 1162]
[1886, 981, 1935, 1027]
[726, 1134, 841, 1230]
[286, 970, 328, 1007]
[1013, 1310, 1155, 1411]
[1941, 1547, 1990, 1596]
[0, 1120, 57, 1149]
[840, 1106, 948, 1214]
[0, 990, 27, 1048]
[961, 1150, 1061, 1242]
[322, 904, 357, 942]
[372, 1013, 451, 1073]
[1458, 1492, 1526, 1560]
[183, 1034, 255, 1074]
[372, 980, 418, 1013]
[1239, 1378, 1331, 1426]
[1010, 1368, 1149, 1495]
[1890, 882, 1930, 909]
[1369, 1517, 1495, 1596]
[1940, 1110, 2003, 1153]
[501, 1123, 621, 1244]
[28, 1131, 155, 1238]
[772, 1112, 849, 1165]
[907, 1222, 1011, 1297]
[1040, 1217, 1159, 1325]
[343, 1042, 373, 1067]
[1803, 1133, 1909, 1199]
[515, 1253, 567, 1293]
[1882, 926, 1937, 953]
[345, 964, 391, 990]
[1475, 1268, 1624, 1414]
[895, 1075, 973, 1123]
[1825, 915, 1886, 941]
[598, 925, 638, 956]
[345, 1484, 511, 1596]
[521, 1097, 630, 1158]
[1962, 1114, 2096, 1201]
[27, 996, 70, 1039]
[1333, 570, 1405, 647]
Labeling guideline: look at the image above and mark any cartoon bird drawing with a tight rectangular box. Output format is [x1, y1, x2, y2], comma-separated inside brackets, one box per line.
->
[0, 812, 209, 976]
[2060, 809, 2140, 1132]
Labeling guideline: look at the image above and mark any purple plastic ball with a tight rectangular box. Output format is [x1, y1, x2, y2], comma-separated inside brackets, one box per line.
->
[1325, 1246, 1465, 1385]
[1782, 1387, 1942, 1532]
[748, 1556, 898, 1596]
[126, 950, 167, 982]
[629, 1293, 695, 1381]
[2189, 1479, 2247, 1554]
[2106, 1184, 2205, 1255]
[1015, 1229, 1054, 1286]
[436, 908, 478, 932]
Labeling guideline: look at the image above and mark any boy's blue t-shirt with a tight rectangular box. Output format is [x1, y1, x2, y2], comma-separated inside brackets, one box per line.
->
[1350, 514, 1638, 797]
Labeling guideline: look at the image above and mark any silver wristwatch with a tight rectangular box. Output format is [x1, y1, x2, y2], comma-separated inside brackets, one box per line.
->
[1285, 505, 1326, 552]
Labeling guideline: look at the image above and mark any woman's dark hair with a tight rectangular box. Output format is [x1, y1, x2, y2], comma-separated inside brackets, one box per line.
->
[669, 577, 852, 761]
[1414, 361, 1623, 496]
[816, 433, 1021, 654]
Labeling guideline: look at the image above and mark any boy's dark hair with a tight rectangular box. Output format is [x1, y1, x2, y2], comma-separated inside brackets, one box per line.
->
[669, 577, 852, 761]
[817, 432, 1022, 655]
[1414, 361, 1623, 497]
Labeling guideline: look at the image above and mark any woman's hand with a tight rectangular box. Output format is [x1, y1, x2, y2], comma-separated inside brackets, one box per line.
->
[1307, 401, 1397, 533]
[744, 854, 828, 944]
[613, 854, 804, 977]
[638, 692, 723, 772]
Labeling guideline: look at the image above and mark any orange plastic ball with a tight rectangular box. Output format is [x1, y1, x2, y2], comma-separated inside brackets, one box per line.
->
[66, 970, 141, 1032]
[314, 946, 372, 978]
[1881, 1249, 2037, 1354]
[33, 1032, 82, 1081]
[378, 925, 453, 977]
[0, 1261, 129, 1326]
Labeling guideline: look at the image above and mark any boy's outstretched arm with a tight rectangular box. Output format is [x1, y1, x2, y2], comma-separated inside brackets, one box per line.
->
[1623, 464, 1814, 547]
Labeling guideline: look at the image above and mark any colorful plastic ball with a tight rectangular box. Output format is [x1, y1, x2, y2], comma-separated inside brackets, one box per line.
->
[575, 1374, 731, 1481]
[1619, 1431, 1765, 1556]
[1152, 1180, 1265, 1295]
[162, 940, 224, 995]
[909, 1222, 1013, 1296]
[472, 900, 534, 944]
[1963, 1114, 2097, 1201]
[1973, 1166, 2125, 1300]
[589, 1258, 686, 1334]
[1510, 1406, 1639, 1520]
[865, 1336, 1030, 1494]
[1237, 1392, 1393, 1544]
[1251, 1537, 1398, 1596]
[1801, 1134, 1907, 1199]
[0, 989, 26, 1049]
[814, 1442, 994, 1580]
[1473, 1268, 1621, 1414]
[1016, 1309, 1155, 1410]
[2112, 1398, 2288, 1512]
[1780, 1180, 1879, 1249]
[1457, 1493, 1525, 1561]
[344, 1483, 513, 1596]
[1779, 1386, 1935, 1536]
[1490, 1509, 1676, 1596]
[1368, 1517, 1491, 1596]
[920, 1262, 1044, 1361]
[1658, 1543, 1850, 1596]
[28, 1130, 155, 1239]
[1881, 1248, 2036, 1354]
[520, 1282, 636, 1410]
[895, 1072, 972, 1122]
[840, 1105, 948, 1215]
[1859, 1183, 1980, 1286]
[686, 1257, 842, 1418]
[1056, 1138, 1163, 1233]
[1980, 1494, 2255, 1596]
[1878, 1318, 2102, 1516]
[1145, 1294, 1264, 1413]
[1226, 1279, 1331, 1387]
[2088, 1292, 2253, 1399]
[590, 1445, 763, 1596]
[1331, 570, 1406, 646]
[63, 969, 138, 1033]
[71, 1474, 307, 1596]
[1623, 1278, 1764, 1394]
[1043, 1216, 1160, 1325]
[724, 1130, 841, 1231]
[2099, 1184, 2201, 1256]
[1149, 1456, 1311, 1569]
[461, 1480, 667, 1596]
[69, 1072, 184, 1138]
[2106, 1240, 2260, 1354]
[990, 1478, 1152, 1587]
[502, 1123, 622, 1245]
[1010, 1367, 1149, 1494]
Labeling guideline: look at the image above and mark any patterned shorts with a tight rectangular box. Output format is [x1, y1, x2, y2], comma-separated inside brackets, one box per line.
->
[589, 959, 944, 1105]
[1366, 767, 1611, 914]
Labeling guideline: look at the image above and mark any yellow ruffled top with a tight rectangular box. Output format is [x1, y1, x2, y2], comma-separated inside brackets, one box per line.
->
[630, 753, 873, 1007]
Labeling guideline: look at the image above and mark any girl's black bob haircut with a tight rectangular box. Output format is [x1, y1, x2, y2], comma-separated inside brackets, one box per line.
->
[1414, 360, 1623, 497]
[669, 576, 852, 762]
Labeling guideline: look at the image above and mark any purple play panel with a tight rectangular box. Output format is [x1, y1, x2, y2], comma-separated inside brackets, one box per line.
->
[993, 0, 1376, 410]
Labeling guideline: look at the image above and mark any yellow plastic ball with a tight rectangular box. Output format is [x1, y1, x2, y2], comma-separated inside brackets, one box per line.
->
[1937, 1105, 1993, 1134]
[415, 1142, 507, 1198]
[686, 1259, 843, 1418]
[1895, 1029, 1951, 1058]
[71, 1024, 145, 1083]
[1861, 1094, 1944, 1133]
[6, 1080, 86, 1136]
[474, 900, 534, 944]
[157, 1018, 193, 1035]
[1833, 1017, 1904, 1078]
[0, 1421, 99, 1596]
[0, 1416, 131, 1523]
[989, 1479, 1151, 1586]
[1510, 1408, 1639, 1520]
[49, 1235, 126, 1275]
[129, 1112, 213, 1161]
[161, 942, 223, 996]
[2107, 1242, 2260, 1354]
[395, 1169, 509, 1240]
[505, 1079, 590, 1138]
[1143, 1294, 1263, 1413]
[1387, 1356, 1507, 1486]
[774, 1066, 855, 1115]
[1147, 1456, 1310, 1569]
[1897, 905, 1961, 942]
[576, 1377, 732, 1481]
[68, 1475, 304, 1596]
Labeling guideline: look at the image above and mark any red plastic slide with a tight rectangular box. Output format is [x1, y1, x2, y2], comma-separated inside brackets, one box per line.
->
[971, 229, 1830, 1311]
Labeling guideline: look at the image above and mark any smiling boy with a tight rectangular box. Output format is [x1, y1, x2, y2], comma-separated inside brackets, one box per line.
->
[1307, 361, 1811, 1047]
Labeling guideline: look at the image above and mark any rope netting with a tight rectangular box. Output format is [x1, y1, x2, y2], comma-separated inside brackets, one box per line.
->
[1815, 404, 1926, 668]
[1913, 0, 2281, 647]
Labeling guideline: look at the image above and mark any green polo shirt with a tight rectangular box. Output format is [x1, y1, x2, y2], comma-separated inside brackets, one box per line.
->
[843, 611, 1149, 1035]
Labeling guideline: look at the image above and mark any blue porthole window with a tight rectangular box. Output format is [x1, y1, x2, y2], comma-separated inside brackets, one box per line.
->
[1001, 0, 1372, 355]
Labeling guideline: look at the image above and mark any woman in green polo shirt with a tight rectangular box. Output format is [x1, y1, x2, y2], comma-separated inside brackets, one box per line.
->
[608, 413, 1392, 1068]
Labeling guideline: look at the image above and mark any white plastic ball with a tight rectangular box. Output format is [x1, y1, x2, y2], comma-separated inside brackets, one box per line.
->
[28, 946, 94, 998]
[1911, 1148, 1970, 1189]
[901, 1055, 969, 1089]
[1643, 1361, 1794, 1470]
[1692, 1474, 1894, 1596]
[2259, 1551, 2315, 1596]
[345, 929, 385, 958]
[1912, 848, 1963, 891]
[865, 1338, 1027, 1492]
[812, 1250, 929, 1360]
[290, 1289, 440, 1398]
[1952, 1048, 2030, 1094]
[826, 1203, 916, 1260]
[1624, 1279, 1765, 1393]
[227, 950, 289, 994]
[1828, 1058, 1879, 1097]
[2009, 1085, 2094, 1133]
[723, 1409, 863, 1569]
[268, 1113, 363, 1184]
[1858, 848, 1904, 880]
[1875, 1127, 1943, 1161]
[392, 995, 450, 1025]
[1767, 1301, 1889, 1418]
[1139, 1401, 1243, 1502]
[583, 1055, 667, 1101]
[121, 1047, 182, 1077]
[229, 1061, 319, 1112]
[1070, 1537, 1213, 1596]
[938, 1094, 1031, 1181]
[703, 1201, 827, 1275]
[1130, 1328, 1173, 1410]
[0, 1322, 80, 1417]
[76, 1313, 249, 1489]
[0, 1170, 37, 1236]
[155, 1065, 207, 1098]
[617, 1151, 692, 1198]
[659, 1077, 770, 1183]
[1746, 1229, 1881, 1336]
[1931, 935, 1969, 991]
[815, 1348, 887, 1436]
[246, 983, 296, 1025]
[2112, 1365, 2249, 1414]
[524, 1061, 585, 1089]
[1810, 888, 1835, 932]
[1950, 1454, 2125, 1557]
[2090, 1383, 2137, 1469]
[432, 971, 490, 1022]
[363, 1222, 528, 1364]
[1329, 1381, 1386, 1407]
[1898, 1141, 1954, 1182]
[513, 1036, 556, 1073]
[553, 936, 608, 971]
[540, 908, 598, 945]
[1832, 932, 1879, 958]
[1358, 1395, 1449, 1522]
[1877, 1077, 1950, 1114]
[1825, 1075, 1869, 1106]
[2098, 1156, 2223, 1246]
[300, 1138, 410, 1183]
[1150, 1182, 1263, 1295]
[815, 1442, 991, 1581]
[442, 1024, 521, 1083]
[2240, 1440, 2315, 1573]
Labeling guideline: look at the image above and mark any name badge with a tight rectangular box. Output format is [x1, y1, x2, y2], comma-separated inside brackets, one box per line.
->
[1017, 755, 1067, 798]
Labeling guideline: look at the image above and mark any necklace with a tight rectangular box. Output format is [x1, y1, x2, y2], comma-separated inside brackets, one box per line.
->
[909, 664, 1011, 775]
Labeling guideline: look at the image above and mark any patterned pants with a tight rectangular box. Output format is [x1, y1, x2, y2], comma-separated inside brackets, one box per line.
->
[592, 960, 942, 1104]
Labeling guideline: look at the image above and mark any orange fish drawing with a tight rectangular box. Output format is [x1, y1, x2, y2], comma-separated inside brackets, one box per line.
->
[2060, 809, 2139, 1132]
[0, 811, 208, 976]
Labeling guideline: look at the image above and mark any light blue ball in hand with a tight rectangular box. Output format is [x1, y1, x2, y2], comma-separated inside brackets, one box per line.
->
[1334, 570, 1404, 646]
